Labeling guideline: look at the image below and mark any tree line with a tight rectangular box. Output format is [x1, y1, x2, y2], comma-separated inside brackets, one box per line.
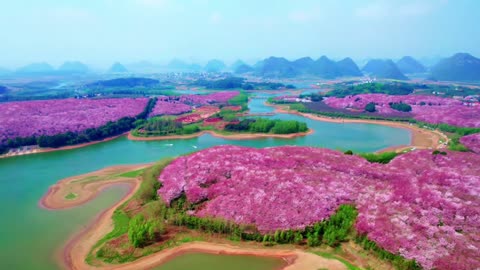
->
[135, 117, 200, 137]
[327, 82, 414, 98]
[224, 118, 308, 134]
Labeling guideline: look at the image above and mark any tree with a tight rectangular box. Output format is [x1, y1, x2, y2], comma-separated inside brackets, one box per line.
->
[128, 215, 149, 248]
[389, 102, 412, 112]
[294, 232, 303, 244]
[365, 102, 376, 112]
[127, 214, 164, 248]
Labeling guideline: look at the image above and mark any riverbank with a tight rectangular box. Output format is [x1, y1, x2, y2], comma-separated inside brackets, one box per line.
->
[48, 165, 347, 270]
[127, 129, 314, 141]
[0, 132, 128, 160]
[270, 103, 449, 153]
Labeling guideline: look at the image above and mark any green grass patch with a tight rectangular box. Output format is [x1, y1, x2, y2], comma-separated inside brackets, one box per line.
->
[98, 210, 130, 247]
[313, 251, 363, 270]
[359, 152, 398, 164]
[448, 134, 470, 151]
[86, 209, 130, 264]
[64, 192, 77, 200]
[117, 168, 145, 178]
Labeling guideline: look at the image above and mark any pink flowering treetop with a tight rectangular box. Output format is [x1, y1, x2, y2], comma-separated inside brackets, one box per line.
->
[149, 91, 239, 117]
[0, 98, 148, 142]
[157, 145, 480, 270]
[323, 94, 480, 127]
[460, 133, 480, 153]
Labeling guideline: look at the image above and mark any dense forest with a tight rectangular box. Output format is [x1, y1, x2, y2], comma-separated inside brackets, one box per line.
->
[135, 117, 200, 136]
[225, 118, 308, 134]
[86, 77, 160, 88]
[327, 82, 414, 97]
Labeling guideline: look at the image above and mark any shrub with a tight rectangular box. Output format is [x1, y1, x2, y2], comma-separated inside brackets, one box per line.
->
[365, 102, 376, 112]
[389, 102, 412, 112]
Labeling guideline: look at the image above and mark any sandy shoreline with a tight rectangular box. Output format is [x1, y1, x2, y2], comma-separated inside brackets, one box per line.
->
[44, 164, 347, 270]
[270, 104, 449, 153]
[127, 129, 314, 141]
[40, 164, 150, 210]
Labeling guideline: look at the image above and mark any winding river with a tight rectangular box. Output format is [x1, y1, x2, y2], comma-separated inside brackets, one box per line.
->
[0, 97, 410, 269]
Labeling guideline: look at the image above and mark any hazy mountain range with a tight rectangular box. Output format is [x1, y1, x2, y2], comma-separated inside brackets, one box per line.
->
[4, 53, 480, 82]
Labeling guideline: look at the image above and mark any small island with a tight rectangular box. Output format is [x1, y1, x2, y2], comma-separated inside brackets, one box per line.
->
[129, 92, 311, 141]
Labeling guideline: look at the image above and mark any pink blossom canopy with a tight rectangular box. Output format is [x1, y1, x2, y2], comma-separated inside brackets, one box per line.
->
[324, 94, 480, 127]
[158, 145, 480, 270]
[0, 98, 148, 142]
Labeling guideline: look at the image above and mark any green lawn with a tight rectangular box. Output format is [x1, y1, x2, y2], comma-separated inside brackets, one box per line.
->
[117, 169, 145, 178]
[313, 251, 363, 270]
[64, 192, 78, 200]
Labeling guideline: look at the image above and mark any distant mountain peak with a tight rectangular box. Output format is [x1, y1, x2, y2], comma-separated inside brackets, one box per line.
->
[318, 55, 332, 62]
[231, 60, 246, 70]
[430, 53, 480, 82]
[58, 61, 89, 74]
[396, 56, 426, 74]
[234, 64, 254, 74]
[205, 59, 226, 72]
[363, 59, 408, 80]
[336, 58, 362, 77]
[109, 62, 128, 73]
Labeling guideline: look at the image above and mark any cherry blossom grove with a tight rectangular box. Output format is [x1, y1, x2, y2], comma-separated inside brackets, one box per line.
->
[460, 133, 480, 153]
[149, 101, 192, 117]
[323, 94, 480, 127]
[149, 91, 239, 117]
[0, 98, 148, 142]
[157, 145, 480, 270]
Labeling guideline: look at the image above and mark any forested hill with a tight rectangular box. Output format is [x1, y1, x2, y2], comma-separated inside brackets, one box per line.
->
[396, 56, 427, 74]
[362, 59, 408, 80]
[86, 77, 160, 88]
[430, 53, 480, 82]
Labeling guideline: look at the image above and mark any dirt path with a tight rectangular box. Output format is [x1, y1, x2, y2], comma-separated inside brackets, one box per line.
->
[127, 129, 313, 141]
[45, 165, 346, 270]
[271, 104, 449, 153]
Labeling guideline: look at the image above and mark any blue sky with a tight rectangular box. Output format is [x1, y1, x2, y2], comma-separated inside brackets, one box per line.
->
[0, 0, 479, 68]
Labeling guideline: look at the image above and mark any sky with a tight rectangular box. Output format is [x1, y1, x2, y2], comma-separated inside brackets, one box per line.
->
[0, 0, 479, 68]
